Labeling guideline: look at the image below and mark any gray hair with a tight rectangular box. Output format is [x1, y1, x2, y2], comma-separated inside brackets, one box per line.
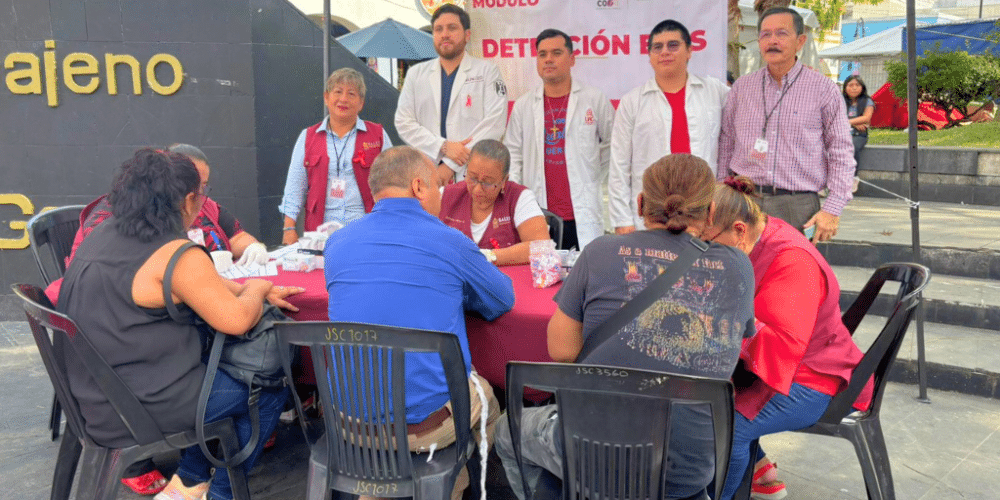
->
[368, 146, 434, 194]
[325, 67, 366, 100]
[758, 7, 804, 36]
[167, 143, 208, 164]
[470, 139, 511, 176]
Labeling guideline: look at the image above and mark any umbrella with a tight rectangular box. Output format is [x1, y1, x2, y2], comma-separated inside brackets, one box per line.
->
[336, 18, 436, 60]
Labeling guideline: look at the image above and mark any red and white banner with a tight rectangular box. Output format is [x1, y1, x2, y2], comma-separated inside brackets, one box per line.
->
[468, 0, 727, 102]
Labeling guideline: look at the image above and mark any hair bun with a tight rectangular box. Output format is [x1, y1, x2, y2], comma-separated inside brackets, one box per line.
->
[724, 176, 757, 195]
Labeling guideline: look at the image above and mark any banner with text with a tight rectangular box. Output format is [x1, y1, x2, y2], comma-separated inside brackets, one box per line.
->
[468, 0, 726, 102]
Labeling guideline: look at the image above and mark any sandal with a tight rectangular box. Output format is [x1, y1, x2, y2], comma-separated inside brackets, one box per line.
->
[153, 475, 209, 500]
[751, 461, 787, 500]
[121, 469, 168, 496]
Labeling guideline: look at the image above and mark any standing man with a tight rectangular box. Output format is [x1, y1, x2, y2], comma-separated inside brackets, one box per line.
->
[609, 19, 729, 234]
[505, 29, 615, 250]
[718, 7, 855, 243]
[395, 4, 508, 185]
[279, 68, 391, 244]
[324, 146, 514, 500]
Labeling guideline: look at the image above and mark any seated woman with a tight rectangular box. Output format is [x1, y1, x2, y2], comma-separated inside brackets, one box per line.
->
[495, 154, 756, 500]
[56, 149, 296, 500]
[439, 139, 550, 265]
[707, 177, 873, 500]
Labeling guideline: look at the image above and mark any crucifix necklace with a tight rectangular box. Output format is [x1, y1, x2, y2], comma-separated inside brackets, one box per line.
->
[545, 94, 566, 136]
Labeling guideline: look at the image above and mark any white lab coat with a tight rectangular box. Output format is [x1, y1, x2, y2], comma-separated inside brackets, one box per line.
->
[608, 73, 729, 229]
[505, 80, 615, 249]
[394, 53, 508, 177]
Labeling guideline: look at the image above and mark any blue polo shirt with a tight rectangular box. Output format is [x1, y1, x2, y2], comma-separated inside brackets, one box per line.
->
[324, 197, 515, 423]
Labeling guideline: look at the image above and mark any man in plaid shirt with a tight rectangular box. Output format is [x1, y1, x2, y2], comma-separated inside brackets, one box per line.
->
[718, 7, 855, 243]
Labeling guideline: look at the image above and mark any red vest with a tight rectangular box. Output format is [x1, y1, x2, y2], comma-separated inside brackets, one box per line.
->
[439, 181, 526, 249]
[738, 216, 873, 418]
[303, 120, 383, 231]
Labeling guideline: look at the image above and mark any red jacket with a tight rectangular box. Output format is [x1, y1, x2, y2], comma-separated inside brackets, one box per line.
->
[737, 216, 873, 419]
[302, 120, 383, 231]
[439, 181, 526, 249]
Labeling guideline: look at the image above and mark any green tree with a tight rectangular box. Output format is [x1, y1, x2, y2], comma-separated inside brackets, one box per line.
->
[886, 51, 1000, 129]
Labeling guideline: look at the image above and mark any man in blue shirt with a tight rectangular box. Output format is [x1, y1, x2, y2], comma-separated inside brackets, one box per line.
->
[324, 145, 515, 500]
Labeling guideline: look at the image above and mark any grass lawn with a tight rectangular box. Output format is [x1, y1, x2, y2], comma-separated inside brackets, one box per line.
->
[868, 120, 1000, 149]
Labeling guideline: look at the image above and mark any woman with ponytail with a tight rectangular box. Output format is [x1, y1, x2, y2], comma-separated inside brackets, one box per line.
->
[709, 176, 874, 500]
[496, 154, 756, 500]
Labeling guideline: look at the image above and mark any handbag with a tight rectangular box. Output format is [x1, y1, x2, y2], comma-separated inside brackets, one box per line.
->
[575, 234, 709, 362]
[162, 241, 292, 468]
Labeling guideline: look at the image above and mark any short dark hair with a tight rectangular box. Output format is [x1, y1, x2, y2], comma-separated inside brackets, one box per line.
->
[432, 4, 470, 31]
[470, 139, 511, 175]
[648, 19, 691, 50]
[109, 148, 200, 242]
[167, 143, 209, 164]
[535, 28, 573, 52]
[758, 7, 804, 36]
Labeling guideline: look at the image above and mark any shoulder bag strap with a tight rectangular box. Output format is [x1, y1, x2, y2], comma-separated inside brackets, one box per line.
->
[161, 241, 256, 468]
[575, 235, 709, 363]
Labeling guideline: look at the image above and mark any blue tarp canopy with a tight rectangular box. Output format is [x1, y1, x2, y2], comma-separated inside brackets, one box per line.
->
[336, 18, 435, 60]
[904, 19, 1000, 56]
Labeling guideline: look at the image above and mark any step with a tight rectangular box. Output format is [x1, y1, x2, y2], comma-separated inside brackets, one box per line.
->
[852, 316, 1000, 400]
[833, 265, 1000, 331]
[819, 241, 1000, 281]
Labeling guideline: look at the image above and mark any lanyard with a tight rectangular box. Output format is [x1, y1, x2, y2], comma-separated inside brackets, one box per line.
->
[331, 128, 356, 176]
[760, 65, 804, 136]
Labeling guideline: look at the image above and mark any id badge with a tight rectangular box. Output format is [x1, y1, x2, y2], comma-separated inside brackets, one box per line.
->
[753, 138, 769, 153]
[187, 228, 205, 246]
[329, 179, 347, 199]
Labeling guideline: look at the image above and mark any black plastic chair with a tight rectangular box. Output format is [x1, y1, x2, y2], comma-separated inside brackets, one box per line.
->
[275, 320, 476, 500]
[12, 284, 251, 500]
[506, 362, 735, 500]
[27, 205, 84, 286]
[27, 205, 84, 440]
[790, 263, 931, 500]
[541, 209, 565, 250]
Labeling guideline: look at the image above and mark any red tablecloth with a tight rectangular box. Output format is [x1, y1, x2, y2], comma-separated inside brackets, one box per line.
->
[254, 265, 559, 400]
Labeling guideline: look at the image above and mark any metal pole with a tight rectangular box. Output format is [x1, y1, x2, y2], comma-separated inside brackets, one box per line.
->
[980, 0, 985, 19]
[323, 0, 331, 118]
[906, 0, 930, 403]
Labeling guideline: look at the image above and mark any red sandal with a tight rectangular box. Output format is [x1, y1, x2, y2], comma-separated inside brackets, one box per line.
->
[121, 469, 168, 496]
[751, 461, 787, 500]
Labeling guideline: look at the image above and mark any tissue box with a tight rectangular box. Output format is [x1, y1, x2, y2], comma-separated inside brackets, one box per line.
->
[280, 252, 316, 273]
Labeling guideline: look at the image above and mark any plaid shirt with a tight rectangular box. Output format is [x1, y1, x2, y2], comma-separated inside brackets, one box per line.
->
[718, 61, 855, 216]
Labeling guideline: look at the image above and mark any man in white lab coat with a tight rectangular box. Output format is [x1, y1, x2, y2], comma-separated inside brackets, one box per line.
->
[609, 19, 729, 233]
[505, 29, 614, 250]
[395, 4, 508, 186]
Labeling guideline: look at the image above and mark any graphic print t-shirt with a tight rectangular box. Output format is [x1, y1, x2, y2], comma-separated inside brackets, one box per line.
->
[556, 230, 755, 379]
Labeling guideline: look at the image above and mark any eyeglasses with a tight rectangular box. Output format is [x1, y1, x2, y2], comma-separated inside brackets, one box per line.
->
[758, 29, 795, 41]
[466, 177, 501, 191]
[650, 41, 684, 54]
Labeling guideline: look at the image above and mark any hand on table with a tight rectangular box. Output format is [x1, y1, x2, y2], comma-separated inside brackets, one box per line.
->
[266, 285, 305, 312]
[804, 210, 839, 243]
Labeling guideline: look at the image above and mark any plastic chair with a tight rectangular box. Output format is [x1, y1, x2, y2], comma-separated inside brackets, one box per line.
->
[790, 263, 931, 500]
[11, 284, 251, 500]
[275, 320, 476, 500]
[27, 205, 84, 440]
[506, 361, 735, 500]
[27, 205, 84, 286]
[541, 209, 565, 250]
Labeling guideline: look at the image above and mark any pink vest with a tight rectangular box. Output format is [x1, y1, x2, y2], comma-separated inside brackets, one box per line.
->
[303, 120, 383, 231]
[738, 216, 873, 418]
[439, 181, 526, 249]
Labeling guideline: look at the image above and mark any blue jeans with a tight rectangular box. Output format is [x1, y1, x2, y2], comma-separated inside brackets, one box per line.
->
[720, 383, 832, 500]
[175, 370, 287, 500]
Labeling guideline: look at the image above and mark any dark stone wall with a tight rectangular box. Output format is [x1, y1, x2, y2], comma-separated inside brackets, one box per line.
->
[0, 0, 400, 297]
